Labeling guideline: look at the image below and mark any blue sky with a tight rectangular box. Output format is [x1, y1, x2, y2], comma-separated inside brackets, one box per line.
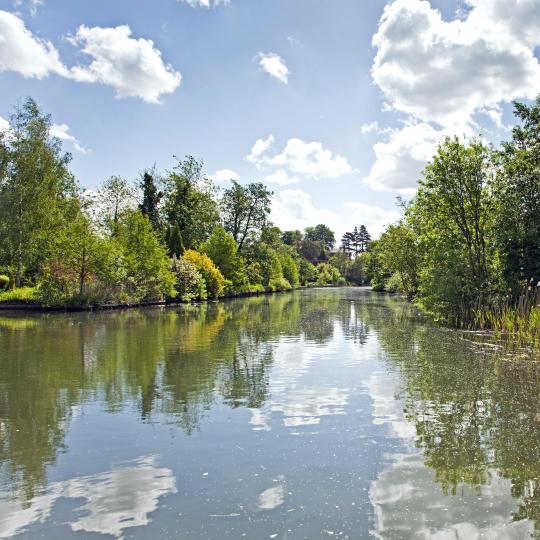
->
[1, 0, 540, 238]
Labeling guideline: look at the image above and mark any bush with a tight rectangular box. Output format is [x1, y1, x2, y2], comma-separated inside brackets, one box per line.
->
[0, 287, 38, 303]
[384, 273, 403, 293]
[268, 277, 292, 292]
[279, 251, 300, 288]
[298, 258, 318, 285]
[172, 257, 207, 301]
[183, 250, 226, 298]
[0, 275, 10, 291]
[317, 263, 344, 285]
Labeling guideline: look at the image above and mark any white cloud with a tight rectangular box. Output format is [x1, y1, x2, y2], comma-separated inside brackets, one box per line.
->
[257, 52, 289, 84]
[178, 0, 229, 6]
[366, 0, 540, 193]
[0, 10, 67, 78]
[360, 122, 380, 135]
[363, 123, 446, 193]
[0, 12, 181, 103]
[248, 135, 353, 180]
[271, 188, 399, 238]
[0, 116, 9, 133]
[264, 170, 301, 186]
[50, 123, 89, 154]
[372, 0, 540, 128]
[13, 0, 44, 16]
[209, 168, 239, 182]
[69, 25, 181, 103]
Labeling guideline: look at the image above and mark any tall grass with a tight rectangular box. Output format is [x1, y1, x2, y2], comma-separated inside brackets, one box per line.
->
[473, 284, 540, 352]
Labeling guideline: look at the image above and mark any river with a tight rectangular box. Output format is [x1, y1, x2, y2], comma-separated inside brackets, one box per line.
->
[0, 287, 538, 539]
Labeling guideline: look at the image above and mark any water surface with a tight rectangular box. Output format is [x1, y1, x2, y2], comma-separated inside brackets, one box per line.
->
[0, 288, 539, 538]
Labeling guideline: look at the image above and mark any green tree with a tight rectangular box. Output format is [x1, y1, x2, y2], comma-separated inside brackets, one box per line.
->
[304, 224, 335, 251]
[0, 97, 76, 286]
[163, 156, 219, 249]
[377, 222, 420, 298]
[201, 226, 247, 290]
[221, 181, 272, 251]
[281, 230, 303, 248]
[166, 222, 185, 257]
[98, 175, 136, 235]
[139, 169, 163, 232]
[495, 96, 540, 287]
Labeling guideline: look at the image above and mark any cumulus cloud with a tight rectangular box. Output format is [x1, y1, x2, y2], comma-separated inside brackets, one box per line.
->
[366, 0, 540, 192]
[264, 170, 302, 186]
[363, 123, 446, 193]
[68, 25, 181, 103]
[271, 188, 399, 238]
[372, 0, 540, 128]
[0, 11, 181, 103]
[0, 10, 67, 78]
[50, 123, 89, 154]
[247, 135, 353, 180]
[209, 168, 239, 182]
[257, 53, 289, 84]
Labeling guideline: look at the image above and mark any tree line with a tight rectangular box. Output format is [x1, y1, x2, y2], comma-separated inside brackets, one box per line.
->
[367, 96, 540, 331]
[0, 97, 372, 307]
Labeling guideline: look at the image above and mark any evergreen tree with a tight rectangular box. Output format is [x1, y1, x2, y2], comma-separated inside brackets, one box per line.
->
[167, 222, 184, 257]
[139, 170, 163, 232]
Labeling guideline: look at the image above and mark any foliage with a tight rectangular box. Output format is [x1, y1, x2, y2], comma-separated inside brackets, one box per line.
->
[304, 224, 335, 251]
[341, 225, 371, 256]
[97, 175, 137, 234]
[277, 249, 300, 288]
[268, 276, 292, 292]
[347, 256, 366, 285]
[0, 287, 38, 303]
[171, 256, 207, 302]
[0, 97, 76, 286]
[298, 258, 318, 285]
[0, 275, 10, 291]
[166, 222, 184, 257]
[201, 226, 248, 290]
[182, 249, 226, 298]
[221, 180, 272, 251]
[163, 156, 219, 249]
[317, 263, 344, 285]
[139, 169, 163, 232]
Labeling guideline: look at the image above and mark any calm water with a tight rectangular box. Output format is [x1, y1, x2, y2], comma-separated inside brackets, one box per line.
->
[0, 288, 539, 539]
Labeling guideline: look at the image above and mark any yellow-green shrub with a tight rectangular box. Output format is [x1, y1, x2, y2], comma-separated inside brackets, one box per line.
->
[182, 250, 227, 298]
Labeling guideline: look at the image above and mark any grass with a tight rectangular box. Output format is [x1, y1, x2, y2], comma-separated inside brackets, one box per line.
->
[0, 287, 39, 303]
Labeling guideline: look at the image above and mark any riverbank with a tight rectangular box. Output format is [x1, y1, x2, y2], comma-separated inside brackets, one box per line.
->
[0, 283, 347, 313]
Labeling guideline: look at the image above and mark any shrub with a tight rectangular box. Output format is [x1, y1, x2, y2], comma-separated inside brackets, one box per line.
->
[0, 275, 10, 291]
[268, 276, 292, 292]
[279, 251, 300, 288]
[384, 273, 403, 293]
[298, 258, 318, 285]
[172, 257, 207, 301]
[183, 250, 226, 298]
[317, 263, 344, 285]
[0, 287, 38, 303]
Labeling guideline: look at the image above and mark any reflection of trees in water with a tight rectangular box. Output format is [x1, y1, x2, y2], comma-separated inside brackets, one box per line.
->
[0, 289, 356, 502]
[369, 305, 540, 534]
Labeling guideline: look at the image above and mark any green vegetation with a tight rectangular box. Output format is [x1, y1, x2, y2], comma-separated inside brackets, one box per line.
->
[369, 96, 540, 349]
[0, 97, 368, 308]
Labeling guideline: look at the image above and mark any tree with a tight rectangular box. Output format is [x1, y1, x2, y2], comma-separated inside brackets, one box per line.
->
[408, 137, 500, 321]
[182, 249, 226, 298]
[221, 181, 272, 251]
[304, 224, 335, 251]
[166, 222, 184, 257]
[97, 175, 137, 234]
[201, 226, 247, 289]
[282, 230, 303, 248]
[377, 222, 420, 298]
[299, 238, 322, 262]
[163, 156, 219, 249]
[495, 96, 540, 287]
[0, 97, 76, 286]
[358, 225, 371, 252]
[139, 169, 163, 232]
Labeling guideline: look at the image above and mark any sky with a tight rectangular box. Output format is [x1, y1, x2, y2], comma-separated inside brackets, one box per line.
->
[1, 0, 540, 239]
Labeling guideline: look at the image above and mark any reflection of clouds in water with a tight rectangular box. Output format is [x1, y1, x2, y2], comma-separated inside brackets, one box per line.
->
[257, 484, 285, 510]
[364, 371, 416, 441]
[249, 338, 349, 430]
[0, 456, 176, 539]
[366, 372, 534, 539]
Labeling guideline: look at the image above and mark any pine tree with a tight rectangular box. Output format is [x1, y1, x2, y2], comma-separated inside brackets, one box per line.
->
[167, 223, 184, 257]
[139, 170, 163, 232]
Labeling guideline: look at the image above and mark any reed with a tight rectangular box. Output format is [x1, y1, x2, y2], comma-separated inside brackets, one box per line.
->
[473, 283, 540, 353]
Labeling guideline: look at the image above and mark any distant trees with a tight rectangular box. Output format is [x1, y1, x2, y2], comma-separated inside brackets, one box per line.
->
[0, 97, 360, 307]
[340, 225, 371, 257]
